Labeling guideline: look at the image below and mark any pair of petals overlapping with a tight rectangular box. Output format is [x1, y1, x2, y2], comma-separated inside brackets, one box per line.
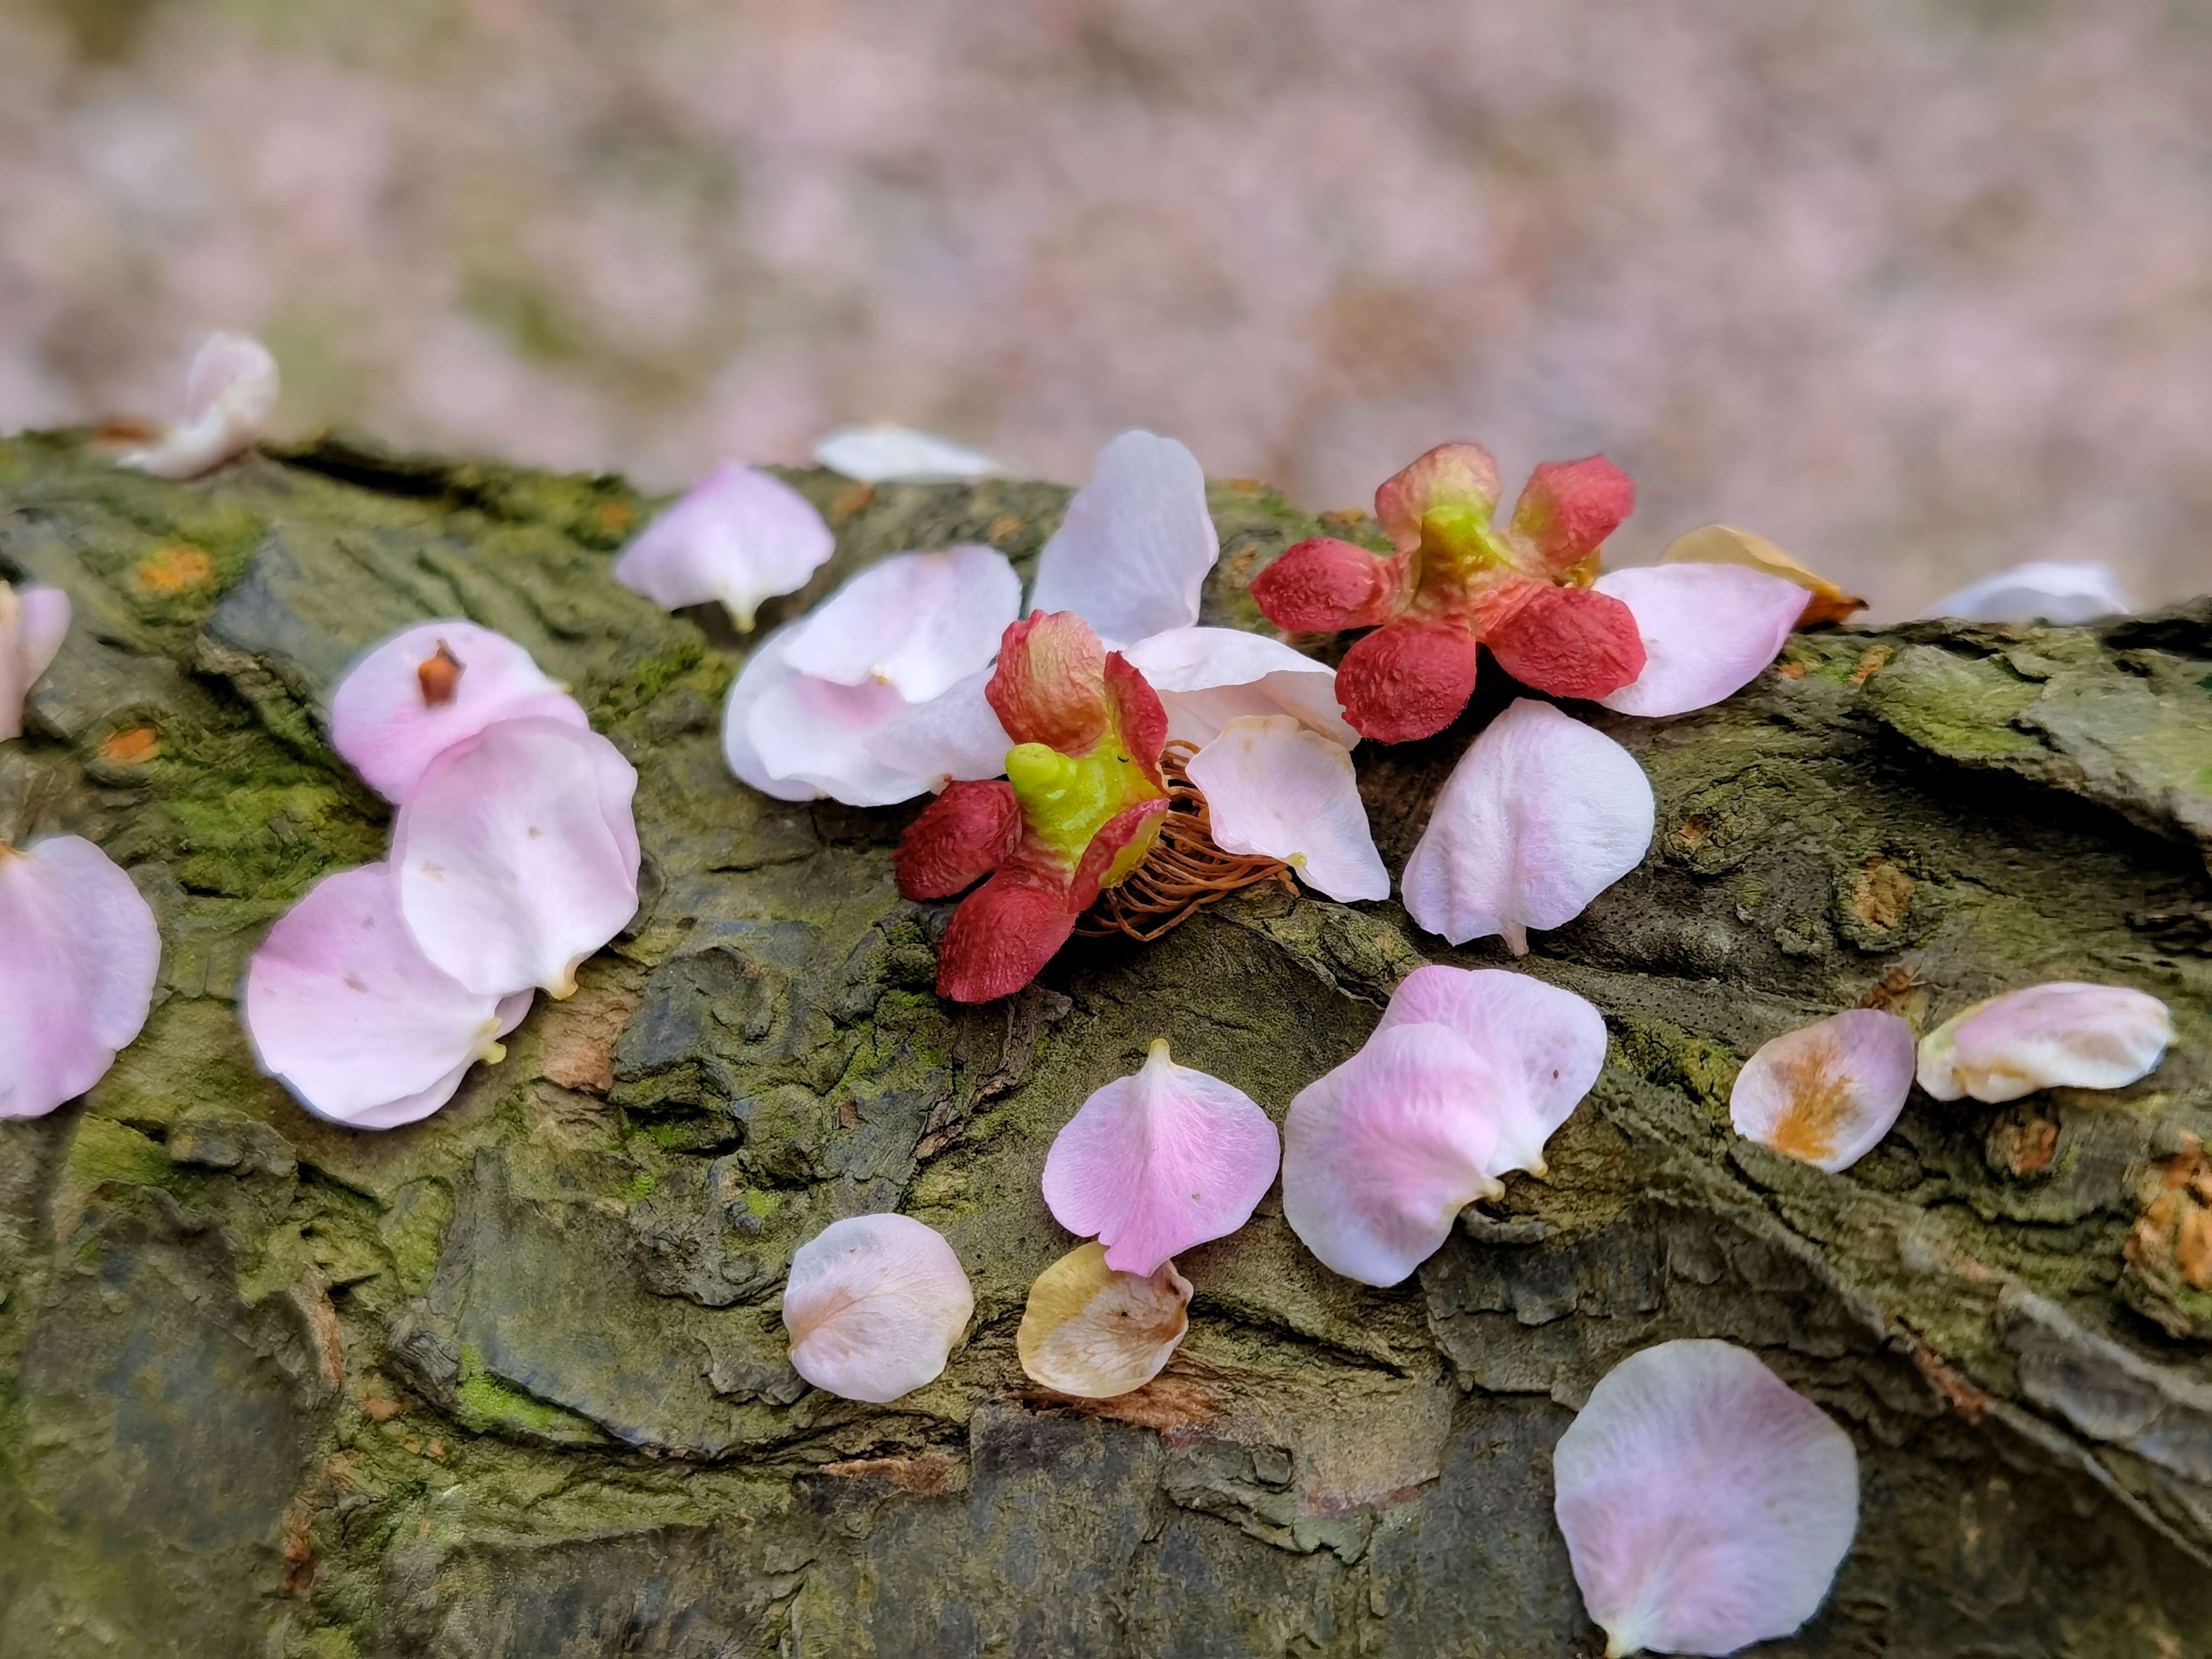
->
[243, 622, 640, 1130]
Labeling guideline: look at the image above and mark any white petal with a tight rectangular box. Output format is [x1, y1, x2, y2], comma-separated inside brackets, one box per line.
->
[1401, 699, 1654, 954]
[783, 1213, 974, 1404]
[1121, 625, 1357, 747]
[783, 544, 1021, 702]
[1, 583, 71, 742]
[117, 332, 279, 480]
[1018, 1243, 1191, 1399]
[720, 625, 828, 802]
[1920, 561, 2132, 624]
[1030, 430, 1218, 645]
[747, 668, 937, 808]
[612, 463, 834, 629]
[813, 424, 1007, 482]
[1184, 716, 1387, 902]
[861, 667, 1014, 788]
[1554, 1339, 1859, 1657]
[1917, 981, 2174, 1103]
[1594, 564, 1805, 718]
[339, 991, 535, 1132]
[1729, 1009, 1916, 1172]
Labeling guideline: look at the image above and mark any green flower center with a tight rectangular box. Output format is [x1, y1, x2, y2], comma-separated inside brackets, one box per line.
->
[1006, 738, 1162, 880]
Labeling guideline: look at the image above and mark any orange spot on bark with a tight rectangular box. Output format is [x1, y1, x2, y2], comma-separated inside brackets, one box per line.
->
[1851, 857, 1914, 930]
[99, 725, 160, 765]
[830, 481, 877, 519]
[986, 513, 1024, 542]
[594, 500, 635, 533]
[1849, 645, 1894, 686]
[133, 543, 214, 594]
[819, 1454, 963, 1496]
[1766, 1036, 1854, 1164]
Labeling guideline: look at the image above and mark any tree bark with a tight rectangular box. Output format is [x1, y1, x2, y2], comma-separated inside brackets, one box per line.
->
[3, 430, 2211, 1658]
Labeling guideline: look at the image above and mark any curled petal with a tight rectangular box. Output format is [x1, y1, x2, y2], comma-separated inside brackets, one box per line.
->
[1921, 560, 2131, 625]
[1373, 442, 1502, 555]
[1121, 625, 1356, 748]
[938, 870, 1082, 1004]
[1481, 581, 1647, 701]
[1662, 524, 1865, 627]
[1918, 981, 2173, 1103]
[1402, 699, 1654, 954]
[329, 619, 588, 804]
[1282, 1022, 1510, 1286]
[341, 992, 534, 1132]
[896, 780, 1022, 900]
[1, 582, 71, 742]
[1030, 430, 1219, 645]
[1554, 1339, 1859, 1658]
[737, 640, 938, 808]
[1593, 565, 1805, 718]
[721, 625, 828, 803]
[1018, 1243, 1192, 1399]
[1251, 538, 1412, 633]
[612, 463, 834, 629]
[1376, 966, 1607, 1177]
[783, 1213, 974, 1404]
[1507, 456, 1635, 572]
[1730, 1009, 1916, 1172]
[1185, 716, 1387, 902]
[1042, 1038, 1280, 1275]
[783, 544, 1022, 703]
[117, 332, 279, 480]
[862, 668, 1015, 789]
[814, 423, 1006, 482]
[988, 611, 1110, 753]
[1336, 620, 1481, 744]
[0, 837, 160, 1121]
[394, 718, 640, 999]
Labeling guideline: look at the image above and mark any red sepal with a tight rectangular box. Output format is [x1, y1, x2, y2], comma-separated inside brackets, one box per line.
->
[896, 780, 1022, 900]
[1482, 582, 1646, 700]
[936, 870, 1081, 1003]
[1102, 651, 1168, 785]
[988, 611, 1109, 752]
[1335, 620, 1481, 744]
[1507, 456, 1634, 573]
[1252, 538, 1411, 632]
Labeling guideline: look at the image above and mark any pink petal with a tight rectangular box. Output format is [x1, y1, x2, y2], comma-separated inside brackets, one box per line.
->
[341, 992, 535, 1132]
[783, 1213, 974, 1404]
[861, 667, 1015, 788]
[1280, 1022, 1509, 1286]
[1018, 1243, 1191, 1399]
[1375, 966, 1608, 1177]
[117, 332, 279, 480]
[814, 424, 1006, 482]
[393, 717, 640, 998]
[1554, 1339, 1859, 1657]
[0, 836, 160, 1120]
[1029, 431, 1219, 646]
[1593, 565, 1805, 718]
[1918, 981, 2174, 1103]
[242, 863, 517, 1126]
[1920, 560, 2131, 624]
[1041, 1038, 1280, 1276]
[1121, 626, 1357, 748]
[1401, 699, 1654, 954]
[782, 544, 1021, 703]
[328, 619, 589, 804]
[720, 625, 830, 803]
[1184, 716, 1386, 902]
[611, 463, 834, 628]
[1729, 1009, 1916, 1172]
[747, 661, 938, 807]
[2, 583, 71, 743]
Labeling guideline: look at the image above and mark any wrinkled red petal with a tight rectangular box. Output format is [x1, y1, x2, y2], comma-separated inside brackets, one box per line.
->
[1508, 456, 1635, 573]
[1252, 537, 1413, 632]
[1069, 797, 1171, 911]
[1103, 651, 1168, 784]
[938, 869, 1081, 1002]
[896, 780, 1022, 900]
[1373, 443, 1502, 555]
[988, 611, 1109, 752]
[1336, 620, 1481, 744]
[1482, 581, 1647, 699]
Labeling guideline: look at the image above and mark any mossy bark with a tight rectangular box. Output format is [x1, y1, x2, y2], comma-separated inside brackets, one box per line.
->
[3, 430, 2211, 1658]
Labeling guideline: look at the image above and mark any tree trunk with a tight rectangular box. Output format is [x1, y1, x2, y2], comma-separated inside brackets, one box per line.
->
[3, 430, 2210, 1658]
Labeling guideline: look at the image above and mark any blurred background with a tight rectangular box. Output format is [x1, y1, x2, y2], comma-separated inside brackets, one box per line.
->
[3, 0, 2208, 617]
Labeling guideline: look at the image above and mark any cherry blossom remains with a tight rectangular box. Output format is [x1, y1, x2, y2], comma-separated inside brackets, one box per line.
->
[114, 332, 280, 481]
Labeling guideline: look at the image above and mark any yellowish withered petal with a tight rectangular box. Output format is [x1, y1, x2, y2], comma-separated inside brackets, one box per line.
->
[1918, 981, 2174, 1104]
[1016, 1242, 1192, 1400]
[1661, 524, 1865, 628]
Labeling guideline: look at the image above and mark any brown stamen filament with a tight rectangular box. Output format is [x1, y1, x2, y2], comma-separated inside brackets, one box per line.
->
[417, 641, 464, 707]
[1077, 740, 1296, 943]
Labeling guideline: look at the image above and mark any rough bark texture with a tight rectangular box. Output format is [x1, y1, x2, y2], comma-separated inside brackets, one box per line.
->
[3, 430, 2211, 1659]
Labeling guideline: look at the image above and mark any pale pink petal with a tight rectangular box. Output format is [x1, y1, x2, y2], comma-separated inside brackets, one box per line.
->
[1280, 1022, 1509, 1286]
[1029, 430, 1219, 646]
[117, 332, 279, 480]
[783, 544, 1021, 702]
[814, 424, 1007, 482]
[1401, 699, 1654, 954]
[1554, 1339, 1859, 1657]
[1730, 1009, 1915, 1172]
[862, 667, 1014, 788]
[720, 625, 830, 803]
[339, 991, 535, 1132]
[1376, 966, 1608, 1177]
[327, 619, 588, 804]
[243, 863, 515, 1125]
[612, 463, 834, 629]
[1184, 716, 1386, 903]
[2, 583, 71, 742]
[747, 665, 937, 807]
[783, 1213, 974, 1404]
[1018, 1243, 1191, 1399]
[1593, 565, 1806, 718]
[393, 718, 640, 999]
[1918, 981, 2174, 1103]
[1121, 625, 1357, 747]
[1041, 1039, 1279, 1276]
[0, 836, 160, 1120]
[1921, 561, 2131, 624]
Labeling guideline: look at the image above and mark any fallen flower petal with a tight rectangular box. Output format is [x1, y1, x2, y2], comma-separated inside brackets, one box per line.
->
[1184, 716, 1386, 902]
[783, 1213, 974, 1404]
[328, 619, 588, 804]
[1402, 699, 1654, 953]
[1554, 1339, 1858, 1657]
[117, 332, 279, 479]
[1281, 1021, 1510, 1286]
[1662, 524, 1865, 627]
[340, 992, 534, 1133]
[749, 667, 949, 807]
[1921, 560, 2132, 624]
[1594, 564, 1806, 718]
[1334, 620, 1481, 745]
[1042, 1038, 1280, 1276]
[1729, 1009, 1916, 1172]
[1018, 1242, 1192, 1399]
[1029, 431, 1218, 646]
[394, 717, 640, 999]
[782, 544, 1021, 704]
[1, 581, 71, 741]
[612, 463, 834, 629]
[1918, 981, 2173, 1103]
[1121, 625, 1357, 748]
[895, 780, 1023, 899]
[721, 625, 836, 804]
[814, 423, 1007, 482]
[861, 666, 1015, 789]
[0, 835, 160, 1121]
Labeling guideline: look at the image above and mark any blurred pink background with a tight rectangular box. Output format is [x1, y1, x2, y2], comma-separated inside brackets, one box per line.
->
[4, 0, 2209, 616]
